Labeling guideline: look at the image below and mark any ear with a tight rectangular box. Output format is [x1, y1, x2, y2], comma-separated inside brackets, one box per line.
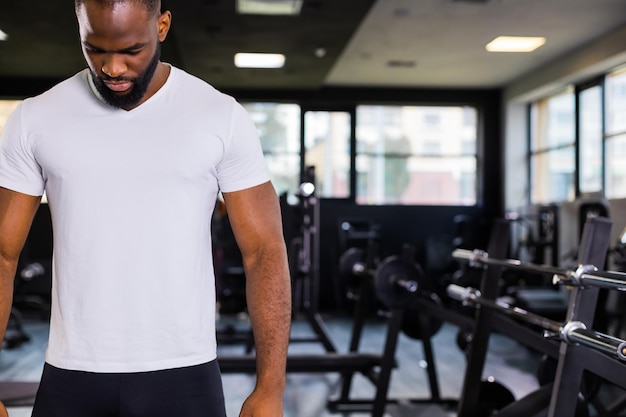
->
[157, 10, 171, 42]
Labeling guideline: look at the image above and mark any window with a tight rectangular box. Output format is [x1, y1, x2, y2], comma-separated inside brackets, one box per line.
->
[241, 102, 301, 195]
[605, 68, 626, 198]
[578, 85, 603, 194]
[0, 100, 21, 134]
[530, 88, 576, 204]
[355, 105, 477, 205]
[304, 111, 350, 198]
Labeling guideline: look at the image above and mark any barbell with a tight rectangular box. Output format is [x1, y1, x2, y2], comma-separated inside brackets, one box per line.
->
[453, 248, 626, 291]
[447, 283, 626, 361]
[338, 248, 448, 339]
[339, 248, 424, 309]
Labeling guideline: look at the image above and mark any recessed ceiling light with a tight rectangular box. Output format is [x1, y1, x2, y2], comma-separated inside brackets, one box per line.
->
[236, 0, 303, 15]
[0, 29, 8, 41]
[234, 53, 286, 68]
[485, 36, 546, 52]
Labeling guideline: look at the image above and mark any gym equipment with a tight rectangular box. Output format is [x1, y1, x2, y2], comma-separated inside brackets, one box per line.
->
[288, 167, 338, 352]
[447, 283, 626, 362]
[220, 242, 430, 417]
[338, 240, 518, 416]
[453, 246, 626, 298]
[452, 216, 619, 417]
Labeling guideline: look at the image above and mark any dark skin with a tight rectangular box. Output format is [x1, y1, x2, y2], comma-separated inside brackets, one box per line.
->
[0, 1, 291, 416]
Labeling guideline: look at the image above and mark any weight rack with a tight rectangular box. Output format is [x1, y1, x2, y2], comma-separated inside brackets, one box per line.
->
[452, 216, 626, 417]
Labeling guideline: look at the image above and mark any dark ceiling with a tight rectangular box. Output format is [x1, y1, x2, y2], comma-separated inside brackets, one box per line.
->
[2, 0, 626, 93]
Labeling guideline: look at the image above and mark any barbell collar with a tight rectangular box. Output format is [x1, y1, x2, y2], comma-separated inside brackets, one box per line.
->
[396, 278, 418, 293]
[576, 269, 626, 291]
[565, 325, 626, 361]
[560, 321, 587, 344]
[618, 342, 626, 361]
[447, 283, 481, 306]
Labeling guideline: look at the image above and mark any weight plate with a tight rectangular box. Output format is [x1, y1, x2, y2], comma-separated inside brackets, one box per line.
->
[477, 379, 516, 416]
[338, 247, 366, 289]
[401, 292, 444, 340]
[374, 255, 423, 309]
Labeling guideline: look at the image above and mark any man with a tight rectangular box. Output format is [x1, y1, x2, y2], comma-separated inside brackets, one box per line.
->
[0, 0, 291, 416]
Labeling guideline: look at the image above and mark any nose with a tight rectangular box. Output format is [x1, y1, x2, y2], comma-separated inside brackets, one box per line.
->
[101, 54, 127, 78]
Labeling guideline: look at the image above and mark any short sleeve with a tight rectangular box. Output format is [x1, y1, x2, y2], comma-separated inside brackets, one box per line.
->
[216, 101, 271, 193]
[0, 103, 45, 196]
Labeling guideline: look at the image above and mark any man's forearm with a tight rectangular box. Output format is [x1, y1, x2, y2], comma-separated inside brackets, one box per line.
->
[244, 244, 291, 390]
[0, 258, 18, 351]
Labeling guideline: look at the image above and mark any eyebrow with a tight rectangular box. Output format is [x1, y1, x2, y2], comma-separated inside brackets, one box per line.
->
[82, 41, 147, 53]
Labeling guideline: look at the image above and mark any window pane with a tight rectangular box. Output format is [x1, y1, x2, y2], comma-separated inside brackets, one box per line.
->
[0, 100, 21, 134]
[530, 88, 575, 152]
[579, 86, 603, 193]
[605, 134, 626, 198]
[355, 105, 477, 206]
[606, 67, 626, 136]
[241, 102, 301, 195]
[356, 155, 475, 205]
[304, 111, 350, 198]
[531, 147, 575, 204]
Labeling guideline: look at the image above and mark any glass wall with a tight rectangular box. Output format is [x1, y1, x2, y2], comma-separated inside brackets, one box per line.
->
[529, 88, 575, 204]
[355, 105, 477, 205]
[526, 64, 626, 203]
[0, 100, 21, 134]
[241, 102, 301, 196]
[578, 85, 603, 194]
[605, 68, 626, 199]
[304, 111, 351, 198]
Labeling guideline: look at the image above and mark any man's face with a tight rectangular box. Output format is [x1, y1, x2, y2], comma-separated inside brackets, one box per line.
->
[76, 1, 170, 110]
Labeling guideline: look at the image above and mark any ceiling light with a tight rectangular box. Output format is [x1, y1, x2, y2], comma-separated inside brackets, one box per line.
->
[234, 53, 285, 68]
[0, 29, 8, 41]
[236, 0, 303, 15]
[485, 36, 546, 52]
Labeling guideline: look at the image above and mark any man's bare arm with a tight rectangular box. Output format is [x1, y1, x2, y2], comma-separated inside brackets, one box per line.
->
[223, 181, 291, 416]
[0, 187, 41, 415]
[0, 187, 41, 347]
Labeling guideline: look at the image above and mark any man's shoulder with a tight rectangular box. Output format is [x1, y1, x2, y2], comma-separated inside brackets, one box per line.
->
[25, 70, 89, 107]
[170, 65, 235, 105]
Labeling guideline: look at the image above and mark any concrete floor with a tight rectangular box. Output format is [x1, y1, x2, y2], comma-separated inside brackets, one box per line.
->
[0, 310, 544, 417]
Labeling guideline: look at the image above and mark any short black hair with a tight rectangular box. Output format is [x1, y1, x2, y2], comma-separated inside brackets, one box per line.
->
[74, 0, 162, 17]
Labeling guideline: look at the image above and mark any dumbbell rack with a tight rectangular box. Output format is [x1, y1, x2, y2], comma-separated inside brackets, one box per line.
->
[454, 216, 626, 417]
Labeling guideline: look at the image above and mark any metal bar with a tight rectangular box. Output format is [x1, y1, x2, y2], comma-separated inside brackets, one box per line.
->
[453, 247, 626, 292]
[457, 219, 510, 417]
[578, 270, 626, 291]
[452, 248, 567, 277]
[567, 328, 626, 359]
[447, 283, 562, 334]
[446, 283, 626, 362]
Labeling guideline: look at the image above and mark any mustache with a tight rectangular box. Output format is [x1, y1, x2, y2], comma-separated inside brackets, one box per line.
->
[101, 76, 133, 82]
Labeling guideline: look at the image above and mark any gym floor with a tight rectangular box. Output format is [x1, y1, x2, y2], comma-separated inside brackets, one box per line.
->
[0, 312, 543, 417]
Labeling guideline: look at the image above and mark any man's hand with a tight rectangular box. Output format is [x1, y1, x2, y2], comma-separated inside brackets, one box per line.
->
[239, 387, 283, 417]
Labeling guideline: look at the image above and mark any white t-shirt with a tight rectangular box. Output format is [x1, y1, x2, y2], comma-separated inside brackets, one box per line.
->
[0, 66, 270, 372]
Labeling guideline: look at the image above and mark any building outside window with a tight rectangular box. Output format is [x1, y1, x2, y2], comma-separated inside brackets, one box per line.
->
[578, 85, 603, 194]
[355, 105, 477, 205]
[529, 88, 576, 204]
[0, 100, 21, 134]
[605, 67, 626, 198]
[242, 102, 301, 196]
[304, 111, 350, 198]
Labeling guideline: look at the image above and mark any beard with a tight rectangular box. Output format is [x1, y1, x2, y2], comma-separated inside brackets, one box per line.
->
[90, 43, 161, 109]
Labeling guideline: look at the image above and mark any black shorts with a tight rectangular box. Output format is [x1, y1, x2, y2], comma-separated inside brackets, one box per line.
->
[32, 360, 226, 417]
